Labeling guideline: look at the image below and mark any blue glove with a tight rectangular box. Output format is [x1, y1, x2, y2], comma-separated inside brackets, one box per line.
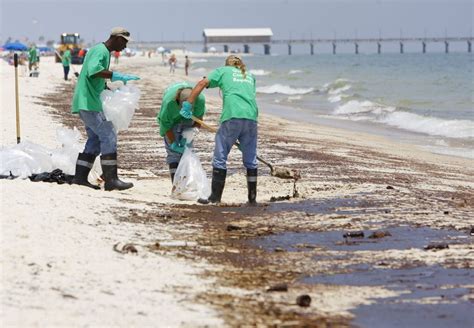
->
[111, 72, 140, 84]
[170, 140, 185, 154]
[179, 101, 193, 119]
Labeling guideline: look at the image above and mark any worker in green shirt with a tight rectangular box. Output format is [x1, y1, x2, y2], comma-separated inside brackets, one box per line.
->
[157, 82, 206, 182]
[28, 44, 39, 71]
[62, 47, 72, 80]
[71, 27, 140, 191]
[180, 55, 259, 205]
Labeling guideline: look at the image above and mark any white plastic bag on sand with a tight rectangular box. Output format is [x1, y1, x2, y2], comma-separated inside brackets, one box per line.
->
[171, 129, 210, 201]
[0, 127, 102, 179]
[50, 127, 102, 179]
[0, 141, 53, 178]
[101, 85, 141, 132]
[50, 127, 83, 175]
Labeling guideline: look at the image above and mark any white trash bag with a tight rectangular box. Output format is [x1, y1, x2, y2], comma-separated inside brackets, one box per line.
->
[50, 127, 83, 175]
[0, 141, 53, 178]
[171, 129, 210, 201]
[101, 84, 141, 132]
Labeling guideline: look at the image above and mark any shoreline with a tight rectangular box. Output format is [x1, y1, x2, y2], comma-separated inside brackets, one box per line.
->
[1, 55, 473, 326]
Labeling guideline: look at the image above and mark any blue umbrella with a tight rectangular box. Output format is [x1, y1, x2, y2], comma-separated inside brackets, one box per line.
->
[3, 42, 28, 51]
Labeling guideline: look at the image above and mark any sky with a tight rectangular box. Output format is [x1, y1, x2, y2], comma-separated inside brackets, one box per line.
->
[0, 0, 472, 53]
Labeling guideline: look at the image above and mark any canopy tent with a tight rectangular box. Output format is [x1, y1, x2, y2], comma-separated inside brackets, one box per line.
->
[3, 42, 28, 51]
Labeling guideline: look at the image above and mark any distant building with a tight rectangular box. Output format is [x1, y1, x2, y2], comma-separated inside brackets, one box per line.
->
[202, 28, 273, 54]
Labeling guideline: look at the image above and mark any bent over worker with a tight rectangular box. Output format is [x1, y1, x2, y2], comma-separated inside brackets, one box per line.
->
[180, 55, 258, 205]
[71, 27, 140, 191]
[157, 81, 206, 182]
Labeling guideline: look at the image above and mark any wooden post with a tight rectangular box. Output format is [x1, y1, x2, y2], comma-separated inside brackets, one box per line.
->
[14, 53, 21, 144]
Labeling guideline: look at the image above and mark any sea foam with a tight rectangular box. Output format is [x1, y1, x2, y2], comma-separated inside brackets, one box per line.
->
[257, 84, 314, 95]
[249, 69, 271, 76]
[379, 112, 474, 139]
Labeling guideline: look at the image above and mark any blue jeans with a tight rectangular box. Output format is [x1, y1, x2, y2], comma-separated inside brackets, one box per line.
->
[79, 110, 117, 155]
[163, 121, 194, 164]
[213, 118, 258, 170]
[63, 65, 70, 80]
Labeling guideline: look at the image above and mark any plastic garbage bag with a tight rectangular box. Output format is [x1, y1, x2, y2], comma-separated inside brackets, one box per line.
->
[50, 127, 83, 175]
[0, 127, 102, 180]
[0, 141, 53, 178]
[171, 129, 210, 201]
[101, 85, 141, 132]
[50, 127, 102, 179]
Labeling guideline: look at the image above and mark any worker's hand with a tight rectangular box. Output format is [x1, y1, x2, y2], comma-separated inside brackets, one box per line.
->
[170, 140, 185, 154]
[111, 71, 140, 84]
[179, 101, 193, 119]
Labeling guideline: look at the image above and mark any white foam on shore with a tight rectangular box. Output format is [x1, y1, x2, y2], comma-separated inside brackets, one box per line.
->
[379, 111, 474, 139]
[257, 84, 314, 95]
[289, 69, 303, 75]
[333, 99, 474, 139]
[334, 100, 395, 115]
[249, 69, 271, 76]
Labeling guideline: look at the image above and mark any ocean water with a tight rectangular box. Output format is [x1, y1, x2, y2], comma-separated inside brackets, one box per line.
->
[190, 53, 474, 159]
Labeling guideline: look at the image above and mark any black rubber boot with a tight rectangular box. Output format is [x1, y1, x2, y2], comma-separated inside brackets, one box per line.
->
[247, 168, 258, 205]
[198, 168, 226, 204]
[169, 162, 179, 183]
[72, 153, 100, 190]
[101, 153, 133, 191]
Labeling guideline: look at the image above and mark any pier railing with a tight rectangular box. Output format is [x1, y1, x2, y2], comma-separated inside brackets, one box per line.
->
[130, 36, 473, 54]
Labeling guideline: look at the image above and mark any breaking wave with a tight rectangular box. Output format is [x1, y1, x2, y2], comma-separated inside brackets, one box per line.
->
[333, 100, 474, 139]
[257, 84, 314, 95]
[249, 69, 271, 76]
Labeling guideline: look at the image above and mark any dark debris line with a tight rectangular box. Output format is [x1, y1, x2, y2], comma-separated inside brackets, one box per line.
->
[33, 79, 474, 327]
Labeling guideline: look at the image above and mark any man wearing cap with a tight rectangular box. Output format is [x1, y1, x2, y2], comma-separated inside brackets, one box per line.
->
[157, 82, 206, 182]
[71, 27, 140, 191]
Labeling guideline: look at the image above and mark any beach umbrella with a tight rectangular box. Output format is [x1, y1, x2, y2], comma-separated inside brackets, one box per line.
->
[157, 46, 165, 53]
[208, 46, 217, 53]
[3, 42, 28, 51]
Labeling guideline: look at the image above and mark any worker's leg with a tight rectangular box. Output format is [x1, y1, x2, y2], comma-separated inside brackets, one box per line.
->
[199, 119, 241, 204]
[164, 123, 193, 182]
[238, 119, 258, 204]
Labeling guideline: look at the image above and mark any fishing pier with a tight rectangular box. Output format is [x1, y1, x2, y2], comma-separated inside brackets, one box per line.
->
[131, 28, 473, 55]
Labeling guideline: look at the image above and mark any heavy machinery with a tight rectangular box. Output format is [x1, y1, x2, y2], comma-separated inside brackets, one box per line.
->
[55, 33, 85, 64]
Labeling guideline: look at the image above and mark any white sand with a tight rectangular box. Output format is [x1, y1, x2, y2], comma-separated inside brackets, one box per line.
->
[0, 57, 223, 327]
[1, 53, 473, 327]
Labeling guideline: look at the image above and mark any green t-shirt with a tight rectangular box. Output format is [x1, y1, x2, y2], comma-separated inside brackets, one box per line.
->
[157, 82, 206, 137]
[62, 50, 71, 67]
[28, 47, 38, 63]
[71, 43, 110, 113]
[207, 66, 258, 123]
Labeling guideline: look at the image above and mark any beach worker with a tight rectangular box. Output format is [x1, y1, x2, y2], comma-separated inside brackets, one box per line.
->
[62, 46, 72, 80]
[184, 55, 191, 76]
[28, 44, 39, 71]
[157, 82, 206, 181]
[78, 48, 86, 58]
[181, 55, 258, 205]
[71, 27, 140, 191]
[113, 50, 120, 64]
[169, 53, 177, 74]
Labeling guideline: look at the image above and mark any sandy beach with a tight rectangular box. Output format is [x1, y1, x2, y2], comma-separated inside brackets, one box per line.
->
[1, 53, 473, 327]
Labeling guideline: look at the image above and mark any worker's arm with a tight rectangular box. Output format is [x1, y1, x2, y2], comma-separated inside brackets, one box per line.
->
[92, 70, 140, 83]
[92, 70, 113, 79]
[180, 78, 209, 119]
[187, 78, 209, 104]
[165, 129, 175, 143]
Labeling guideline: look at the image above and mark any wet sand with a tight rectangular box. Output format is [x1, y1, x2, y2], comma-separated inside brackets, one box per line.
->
[3, 55, 473, 326]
